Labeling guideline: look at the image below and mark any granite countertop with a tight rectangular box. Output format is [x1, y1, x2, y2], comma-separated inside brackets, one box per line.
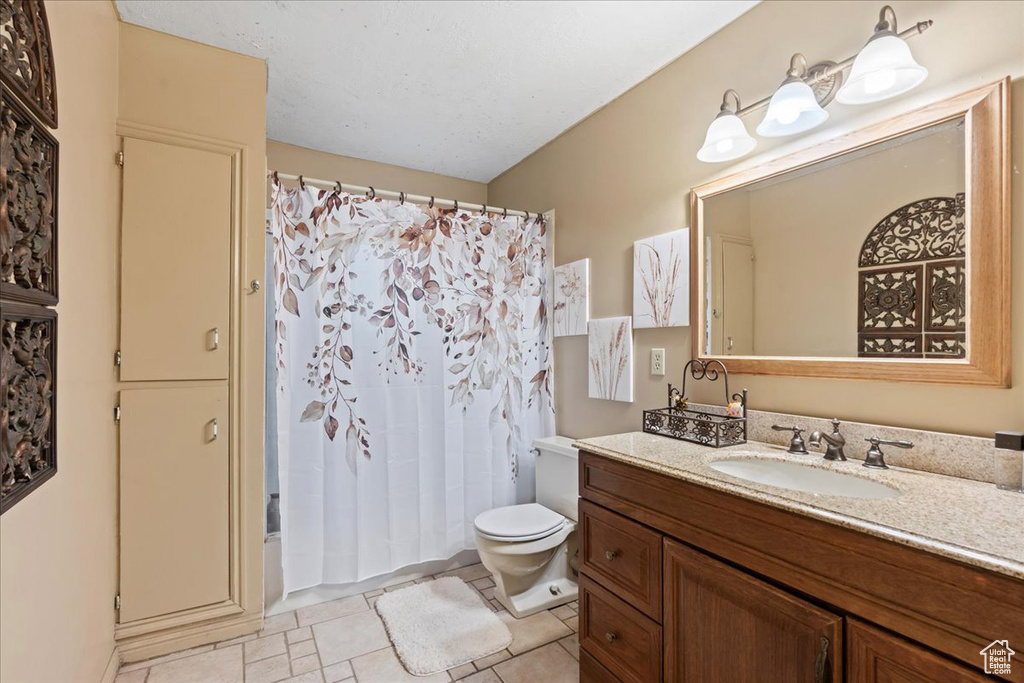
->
[574, 432, 1024, 581]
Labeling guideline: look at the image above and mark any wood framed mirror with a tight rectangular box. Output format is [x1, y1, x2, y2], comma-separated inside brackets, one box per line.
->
[690, 79, 1010, 387]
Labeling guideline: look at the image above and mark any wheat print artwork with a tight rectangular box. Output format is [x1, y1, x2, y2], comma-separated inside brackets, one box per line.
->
[553, 258, 589, 337]
[633, 229, 689, 328]
[588, 317, 634, 402]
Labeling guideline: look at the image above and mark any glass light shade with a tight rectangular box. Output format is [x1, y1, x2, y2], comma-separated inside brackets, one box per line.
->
[697, 113, 756, 163]
[756, 80, 829, 137]
[837, 34, 928, 104]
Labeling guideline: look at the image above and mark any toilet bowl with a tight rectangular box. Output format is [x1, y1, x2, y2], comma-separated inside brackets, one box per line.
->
[474, 436, 579, 617]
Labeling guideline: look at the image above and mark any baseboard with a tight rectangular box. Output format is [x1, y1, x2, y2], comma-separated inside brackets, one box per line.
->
[100, 646, 120, 683]
[117, 612, 263, 664]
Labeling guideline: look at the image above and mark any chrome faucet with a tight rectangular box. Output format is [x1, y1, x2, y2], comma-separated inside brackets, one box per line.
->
[863, 437, 914, 469]
[809, 419, 847, 461]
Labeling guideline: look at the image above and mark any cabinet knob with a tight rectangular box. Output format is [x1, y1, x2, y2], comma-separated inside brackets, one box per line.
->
[604, 632, 618, 644]
[604, 549, 619, 561]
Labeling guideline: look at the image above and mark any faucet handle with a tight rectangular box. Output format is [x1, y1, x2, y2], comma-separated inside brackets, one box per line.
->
[863, 437, 913, 469]
[772, 425, 808, 454]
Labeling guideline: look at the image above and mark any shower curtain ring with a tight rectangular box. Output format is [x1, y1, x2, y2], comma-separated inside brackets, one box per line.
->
[399, 191, 406, 205]
[502, 207, 507, 219]
[272, 170, 280, 185]
[481, 204, 487, 215]
[453, 199, 459, 212]
[335, 181, 342, 194]
[525, 211, 531, 221]
[298, 175, 306, 190]
[367, 186, 376, 199]
[429, 196, 434, 209]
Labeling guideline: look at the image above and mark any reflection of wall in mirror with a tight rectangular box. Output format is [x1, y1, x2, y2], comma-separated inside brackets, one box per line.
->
[705, 190, 752, 356]
[706, 124, 964, 358]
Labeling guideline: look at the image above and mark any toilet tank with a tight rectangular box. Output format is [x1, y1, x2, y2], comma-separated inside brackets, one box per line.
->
[533, 436, 579, 521]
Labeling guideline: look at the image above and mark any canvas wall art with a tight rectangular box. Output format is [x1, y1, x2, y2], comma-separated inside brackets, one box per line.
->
[633, 228, 689, 328]
[588, 316, 633, 402]
[553, 258, 589, 337]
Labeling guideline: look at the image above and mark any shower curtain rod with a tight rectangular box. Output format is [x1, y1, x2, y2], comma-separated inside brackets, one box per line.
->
[268, 171, 542, 219]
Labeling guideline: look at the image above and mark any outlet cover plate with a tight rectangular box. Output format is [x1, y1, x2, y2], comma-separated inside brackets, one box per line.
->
[651, 348, 665, 376]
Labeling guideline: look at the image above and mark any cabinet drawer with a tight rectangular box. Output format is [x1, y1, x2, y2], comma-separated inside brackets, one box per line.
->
[580, 499, 662, 621]
[580, 574, 662, 683]
[581, 649, 622, 683]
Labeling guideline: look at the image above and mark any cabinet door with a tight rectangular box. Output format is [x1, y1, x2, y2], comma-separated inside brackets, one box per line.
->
[664, 539, 842, 682]
[847, 619, 989, 682]
[119, 387, 229, 623]
[120, 137, 231, 381]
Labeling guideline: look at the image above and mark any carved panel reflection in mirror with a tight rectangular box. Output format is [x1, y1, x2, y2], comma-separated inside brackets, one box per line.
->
[858, 194, 965, 268]
[0, 0, 57, 128]
[857, 195, 965, 359]
[1, 302, 56, 514]
[1, 84, 58, 304]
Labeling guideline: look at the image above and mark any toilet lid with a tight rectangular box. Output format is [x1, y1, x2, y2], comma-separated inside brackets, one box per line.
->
[474, 503, 565, 540]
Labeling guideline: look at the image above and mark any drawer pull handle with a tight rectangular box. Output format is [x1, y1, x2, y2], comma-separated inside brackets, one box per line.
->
[814, 636, 829, 683]
[604, 549, 619, 561]
[604, 632, 618, 644]
[211, 327, 220, 351]
[209, 418, 219, 442]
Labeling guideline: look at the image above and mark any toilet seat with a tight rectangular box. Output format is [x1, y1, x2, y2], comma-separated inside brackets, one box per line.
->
[474, 503, 565, 542]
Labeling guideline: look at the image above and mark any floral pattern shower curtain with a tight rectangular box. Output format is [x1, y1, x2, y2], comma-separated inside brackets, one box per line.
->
[272, 182, 554, 593]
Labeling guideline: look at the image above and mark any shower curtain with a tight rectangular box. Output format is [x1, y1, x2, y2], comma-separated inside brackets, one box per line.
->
[271, 181, 554, 594]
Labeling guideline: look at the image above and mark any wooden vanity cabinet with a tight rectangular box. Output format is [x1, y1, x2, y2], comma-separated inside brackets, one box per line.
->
[663, 539, 841, 682]
[846, 619, 989, 683]
[578, 450, 1023, 682]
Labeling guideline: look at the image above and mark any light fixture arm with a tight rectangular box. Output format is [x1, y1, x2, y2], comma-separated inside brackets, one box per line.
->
[875, 5, 898, 34]
[786, 54, 809, 81]
[731, 12, 932, 118]
[719, 89, 742, 115]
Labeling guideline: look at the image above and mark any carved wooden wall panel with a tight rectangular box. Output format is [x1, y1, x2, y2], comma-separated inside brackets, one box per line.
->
[1, 301, 56, 514]
[1, 82, 58, 305]
[858, 265, 921, 333]
[857, 196, 966, 359]
[1, 0, 57, 513]
[858, 195, 965, 268]
[925, 260, 965, 332]
[0, 0, 57, 128]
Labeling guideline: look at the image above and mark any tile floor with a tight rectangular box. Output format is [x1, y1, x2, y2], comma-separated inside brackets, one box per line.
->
[116, 564, 580, 683]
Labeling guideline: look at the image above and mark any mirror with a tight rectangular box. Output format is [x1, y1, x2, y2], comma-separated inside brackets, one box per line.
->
[704, 118, 965, 359]
[691, 79, 1010, 386]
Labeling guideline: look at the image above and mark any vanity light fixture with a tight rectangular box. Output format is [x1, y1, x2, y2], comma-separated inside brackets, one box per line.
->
[757, 54, 829, 137]
[696, 4, 932, 162]
[697, 90, 757, 163]
[836, 5, 929, 104]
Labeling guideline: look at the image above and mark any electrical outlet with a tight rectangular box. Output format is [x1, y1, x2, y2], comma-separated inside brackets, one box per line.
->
[651, 348, 666, 376]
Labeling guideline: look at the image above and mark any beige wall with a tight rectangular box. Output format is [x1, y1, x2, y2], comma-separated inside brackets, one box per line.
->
[267, 140, 487, 203]
[117, 23, 267, 650]
[488, 0, 1024, 438]
[0, 2, 121, 681]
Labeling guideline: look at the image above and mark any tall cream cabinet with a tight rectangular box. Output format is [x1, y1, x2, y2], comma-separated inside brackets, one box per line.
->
[114, 124, 264, 661]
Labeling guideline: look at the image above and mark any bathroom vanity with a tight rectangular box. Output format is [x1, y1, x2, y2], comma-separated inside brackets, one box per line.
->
[574, 433, 1024, 683]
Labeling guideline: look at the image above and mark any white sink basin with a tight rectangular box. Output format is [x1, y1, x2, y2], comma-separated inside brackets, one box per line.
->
[709, 458, 900, 499]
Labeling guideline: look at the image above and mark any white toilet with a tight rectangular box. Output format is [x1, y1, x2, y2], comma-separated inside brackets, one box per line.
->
[474, 435, 579, 618]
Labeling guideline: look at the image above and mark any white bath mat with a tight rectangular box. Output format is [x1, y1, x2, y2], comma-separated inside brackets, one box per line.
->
[375, 577, 512, 676]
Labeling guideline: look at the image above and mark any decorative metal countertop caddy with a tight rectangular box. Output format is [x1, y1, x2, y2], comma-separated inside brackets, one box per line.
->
[643, 360, 748, 448]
